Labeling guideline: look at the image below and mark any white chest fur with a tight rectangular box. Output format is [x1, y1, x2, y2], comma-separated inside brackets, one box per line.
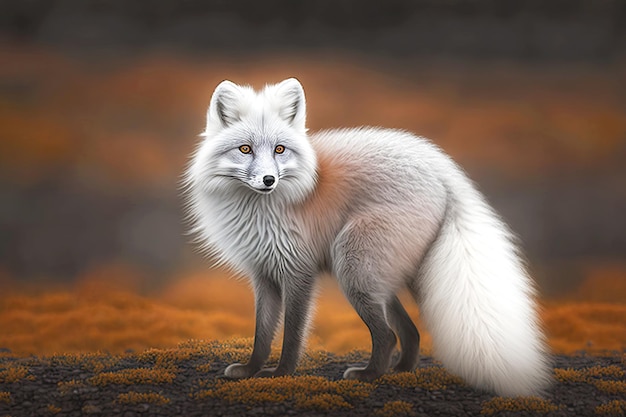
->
[199, 194, 309, 282]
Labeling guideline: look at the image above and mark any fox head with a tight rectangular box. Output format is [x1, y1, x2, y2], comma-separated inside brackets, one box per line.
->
[186, 78, 317, 204]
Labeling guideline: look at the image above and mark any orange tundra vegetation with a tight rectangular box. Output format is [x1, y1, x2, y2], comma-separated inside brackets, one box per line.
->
[0, 266, 624, 357]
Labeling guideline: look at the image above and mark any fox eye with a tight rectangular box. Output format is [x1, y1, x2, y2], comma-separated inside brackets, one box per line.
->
[275, 145, 285, 154]
[239, 145, 252, 154]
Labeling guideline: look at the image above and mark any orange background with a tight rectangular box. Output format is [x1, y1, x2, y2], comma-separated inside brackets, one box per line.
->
[0, 41, 625, 357]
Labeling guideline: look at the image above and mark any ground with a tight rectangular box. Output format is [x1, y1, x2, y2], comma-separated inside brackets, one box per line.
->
[1, 339, 624, 417]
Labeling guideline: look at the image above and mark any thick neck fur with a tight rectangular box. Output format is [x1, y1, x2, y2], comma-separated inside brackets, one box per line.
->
[216, 190, 307, 279]
[188, 145, 352, 283]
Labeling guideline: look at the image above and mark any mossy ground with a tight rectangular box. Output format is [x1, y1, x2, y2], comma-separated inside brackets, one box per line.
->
[0, 338, 624, 416]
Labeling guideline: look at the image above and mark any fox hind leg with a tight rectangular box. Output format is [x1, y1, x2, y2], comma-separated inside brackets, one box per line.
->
[340, 288, 397, 381]
[333, 217, 413, 381]
[386, 295, 420, 372]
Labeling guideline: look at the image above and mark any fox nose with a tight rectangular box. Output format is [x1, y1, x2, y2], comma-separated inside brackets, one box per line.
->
[263, 175, 275, 187]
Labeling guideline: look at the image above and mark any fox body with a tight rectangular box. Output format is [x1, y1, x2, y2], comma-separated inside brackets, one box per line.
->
[184, 78, 551, 396]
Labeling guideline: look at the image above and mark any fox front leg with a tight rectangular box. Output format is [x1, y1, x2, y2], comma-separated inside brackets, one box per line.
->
[224, 278, 282, 378]
[254, 278, 316, 377]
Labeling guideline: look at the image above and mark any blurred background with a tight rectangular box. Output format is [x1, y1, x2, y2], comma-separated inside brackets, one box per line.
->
[0, 0, 625, 356]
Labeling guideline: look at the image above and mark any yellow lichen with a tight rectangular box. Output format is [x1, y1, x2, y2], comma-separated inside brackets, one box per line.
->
[298, 350, 330, 371]
[0, 365, 33, 383]
[195, 375, 331, 404]
[193, 374, 374, 409]
[375, 400, 414, 417]
[48, 352, 120, 373]
[595, 400, 626, 415]
[57, 379, 86, 395]
[378, 372, 419, 388]
[586, 365, 624, 379]
[294, 393, 351, 411]
[88, 368, 175, 386]
[555, 365, 624, 384]
[554, 368, 588, 383]
[333, 379, 375, 399]
[377, 368, 463, 390]
[137, 347, 197, 370]
[195, 362, 212, 373]
[594, 380, 626, 395]
[555, 365, 626, 396]
[47, 404, 62, 414]
[117, 391, 171, 405]
[81, 405, 101, 413]
[0, 391, 11, 404]
[415, 367, 464, 390]
[178, 338, 256, 364]
[481, 397, 560, 415]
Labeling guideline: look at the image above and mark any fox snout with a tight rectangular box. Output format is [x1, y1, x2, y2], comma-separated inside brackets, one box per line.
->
[263, 175, 275, 186]
[245, 172, 278, 193]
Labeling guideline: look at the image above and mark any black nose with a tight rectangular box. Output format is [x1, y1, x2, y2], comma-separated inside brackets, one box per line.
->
[263, 175, 275, 186]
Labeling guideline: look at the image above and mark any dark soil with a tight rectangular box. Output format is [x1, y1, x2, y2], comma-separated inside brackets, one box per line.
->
[1, 350, 624, 417]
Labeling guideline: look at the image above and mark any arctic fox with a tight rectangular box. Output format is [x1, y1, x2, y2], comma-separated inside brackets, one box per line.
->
[184, 78, 551, 397]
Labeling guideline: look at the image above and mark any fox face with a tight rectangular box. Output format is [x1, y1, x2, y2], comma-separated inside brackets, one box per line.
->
[217, 136, 294, 194]
[187, 78, 317, 203]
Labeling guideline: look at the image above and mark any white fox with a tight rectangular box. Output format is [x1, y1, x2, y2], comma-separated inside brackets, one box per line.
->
[184, 78, 551, 396]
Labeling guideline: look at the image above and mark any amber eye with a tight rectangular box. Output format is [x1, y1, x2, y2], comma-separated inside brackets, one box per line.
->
[239, 145, 252, 154]
[275, 145, 285, 154]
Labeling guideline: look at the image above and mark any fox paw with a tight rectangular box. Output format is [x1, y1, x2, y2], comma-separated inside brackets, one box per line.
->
[343, 367, 383, 382]
[255, 367, 294, 378]
[224, 363, 255, 379]
[254, 368, 278, 378]
[392, 354, 419, 373]
[391, 348, 419, 373]
[393, 360, 419, 373]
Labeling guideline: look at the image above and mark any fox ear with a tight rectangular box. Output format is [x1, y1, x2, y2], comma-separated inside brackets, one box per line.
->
[208, 80, 243, 129]
[274, 78, 306, 131]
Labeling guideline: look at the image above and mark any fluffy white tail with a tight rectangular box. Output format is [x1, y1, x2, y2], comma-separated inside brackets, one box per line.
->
[418, 174, 551, 397]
